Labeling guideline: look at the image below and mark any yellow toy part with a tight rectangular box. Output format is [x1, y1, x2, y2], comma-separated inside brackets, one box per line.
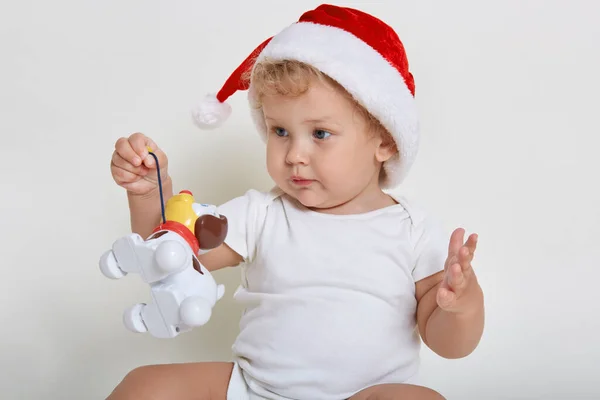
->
[164, 190, 198, 234]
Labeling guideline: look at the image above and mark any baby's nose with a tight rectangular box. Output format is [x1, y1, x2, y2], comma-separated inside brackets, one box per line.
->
[286, 141, 309, 165]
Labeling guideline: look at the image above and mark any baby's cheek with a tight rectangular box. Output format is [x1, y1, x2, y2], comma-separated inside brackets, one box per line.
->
[265, 151, 281, 176]
[326, 157, 353, 180]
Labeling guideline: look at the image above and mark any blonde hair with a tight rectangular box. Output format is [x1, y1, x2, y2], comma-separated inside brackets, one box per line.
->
[243, 59, 397, 180]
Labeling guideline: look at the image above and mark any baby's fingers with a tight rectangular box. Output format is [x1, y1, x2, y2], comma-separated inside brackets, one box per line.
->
[127, 133, 155, 166]
[131, 135, 166, 170]
[446, 263, 466, 293]
[458, 245, 473, 274]
[115, 136, 144, 167]
[145, 144, 168, 171]
[436, 286, 457, 311]
[112, 162, 145, 186]
[465, 233, 478, 256]
[448, 228, 465, 260]
[111, 152, 148, 177]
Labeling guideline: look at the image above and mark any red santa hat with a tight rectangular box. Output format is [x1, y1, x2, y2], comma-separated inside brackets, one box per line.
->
[192, 4, 419, 188]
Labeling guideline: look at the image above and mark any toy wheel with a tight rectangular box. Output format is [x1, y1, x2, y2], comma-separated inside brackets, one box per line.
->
[180, 297, 212, 327]
[155, 240, 187, 272]
[123, 304, 148, 333]
[99, 250, 126, 279]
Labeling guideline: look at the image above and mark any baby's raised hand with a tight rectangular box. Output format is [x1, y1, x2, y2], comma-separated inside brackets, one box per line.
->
[437, 228, 480, 314]
[111, 132, 169, 196]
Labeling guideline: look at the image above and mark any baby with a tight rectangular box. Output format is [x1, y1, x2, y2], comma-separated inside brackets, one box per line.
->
[106, 4, 484, 400]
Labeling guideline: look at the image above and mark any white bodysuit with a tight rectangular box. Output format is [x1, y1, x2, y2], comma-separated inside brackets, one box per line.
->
[217, 187, 449, 400]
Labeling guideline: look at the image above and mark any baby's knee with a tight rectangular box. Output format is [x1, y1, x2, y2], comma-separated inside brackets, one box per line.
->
[407, 386, 446, 400]
[106, 365, 167, 400]
[418, 387, 446, 400]
[350, 383, 446, 400]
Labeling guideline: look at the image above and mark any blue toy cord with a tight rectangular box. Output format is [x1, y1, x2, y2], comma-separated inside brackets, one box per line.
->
[148, 151, 166, 224]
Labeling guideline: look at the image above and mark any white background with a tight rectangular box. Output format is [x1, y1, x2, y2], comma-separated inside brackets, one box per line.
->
[1, 0, 598, 399]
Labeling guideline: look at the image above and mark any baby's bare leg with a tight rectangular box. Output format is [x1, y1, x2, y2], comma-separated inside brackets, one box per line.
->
[106, 362, 233, 400]
[349, 383, 445, 400]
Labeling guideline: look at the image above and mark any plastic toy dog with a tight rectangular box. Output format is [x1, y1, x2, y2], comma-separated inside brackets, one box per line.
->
[99, 189, 228, 338]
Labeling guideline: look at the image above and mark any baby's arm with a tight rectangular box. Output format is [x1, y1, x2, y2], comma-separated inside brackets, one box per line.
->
[112, 133, 243, 272]
[127, 178, 173, 239]
[127, 174, 242, 272]
[198, 243, 243, 272]
[415, 228, 484, 359]
[111, 133, 174, 239]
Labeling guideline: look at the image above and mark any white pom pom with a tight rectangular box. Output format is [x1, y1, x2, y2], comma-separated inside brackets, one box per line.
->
[191, 94, 232, 129]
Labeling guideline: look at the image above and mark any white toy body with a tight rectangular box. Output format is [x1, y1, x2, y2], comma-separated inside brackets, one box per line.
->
[99, 195, 228, 339]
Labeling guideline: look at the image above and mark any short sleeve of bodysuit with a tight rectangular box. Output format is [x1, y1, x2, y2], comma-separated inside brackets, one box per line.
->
[394, 195, 450, 282]
[216, 188, 273, 263]
[410, 212, 450, 282]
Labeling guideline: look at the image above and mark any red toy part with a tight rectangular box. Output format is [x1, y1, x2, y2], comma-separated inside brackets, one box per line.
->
[152, 221, 200, 255]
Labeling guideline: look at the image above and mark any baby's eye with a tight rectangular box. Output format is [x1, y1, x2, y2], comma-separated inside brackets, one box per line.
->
[273, 127, 288, 137]
[313, 130, 331, 140]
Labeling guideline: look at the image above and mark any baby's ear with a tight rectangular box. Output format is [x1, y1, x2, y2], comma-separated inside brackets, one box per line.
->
[375, 132, 398, 163]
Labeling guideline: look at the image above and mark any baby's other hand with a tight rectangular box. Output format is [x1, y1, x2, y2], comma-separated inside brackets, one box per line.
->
[111, 132, 169, 196]
[437, 228, 481, 314]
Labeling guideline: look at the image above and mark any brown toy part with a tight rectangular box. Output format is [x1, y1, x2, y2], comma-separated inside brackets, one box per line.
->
[192, 257, 203, 275]
[194, 214, 228, 251]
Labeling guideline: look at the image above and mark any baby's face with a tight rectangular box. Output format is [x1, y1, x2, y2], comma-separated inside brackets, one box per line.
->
[262, 78, 392, 212]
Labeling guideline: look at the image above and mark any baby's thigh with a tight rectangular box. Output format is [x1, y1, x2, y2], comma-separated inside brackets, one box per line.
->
[106, 361, 234, 400]
[349, 383, 445, 400]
